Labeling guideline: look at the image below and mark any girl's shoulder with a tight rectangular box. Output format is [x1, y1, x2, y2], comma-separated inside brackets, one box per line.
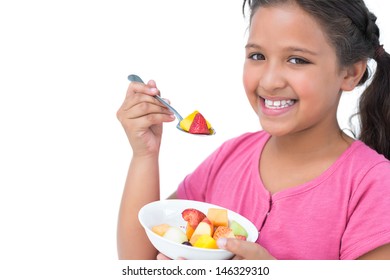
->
[345, 140, 389, 165]
[340, 140, 390, 183]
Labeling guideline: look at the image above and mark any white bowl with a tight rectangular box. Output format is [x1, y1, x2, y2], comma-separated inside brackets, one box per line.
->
[138, 199, 259, 260]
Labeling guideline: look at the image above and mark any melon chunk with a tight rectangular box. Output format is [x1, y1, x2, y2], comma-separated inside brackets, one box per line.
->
[151, 223, 170, 236]
[207, 208, 228, 227]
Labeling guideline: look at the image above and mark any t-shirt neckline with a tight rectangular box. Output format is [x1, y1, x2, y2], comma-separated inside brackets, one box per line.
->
[252, 131, 363, 200]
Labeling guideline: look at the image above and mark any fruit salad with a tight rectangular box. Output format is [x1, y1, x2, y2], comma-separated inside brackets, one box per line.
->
[179, 111, 213, 135]
[151, 208, 249, 249]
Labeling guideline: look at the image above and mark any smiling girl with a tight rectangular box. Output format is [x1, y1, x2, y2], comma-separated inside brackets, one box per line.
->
[117, 0, 390, 259]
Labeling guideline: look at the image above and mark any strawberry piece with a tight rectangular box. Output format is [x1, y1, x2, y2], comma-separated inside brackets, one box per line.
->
[182, 208, 206, 229]
[189, 113, 210, 134]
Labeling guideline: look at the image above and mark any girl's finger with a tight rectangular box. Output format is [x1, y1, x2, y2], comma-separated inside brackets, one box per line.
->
[121, 92, 165, 112]
[122, 112, 175, 129]
[126, 81, 159, 98]
[157, 253, 171, 260]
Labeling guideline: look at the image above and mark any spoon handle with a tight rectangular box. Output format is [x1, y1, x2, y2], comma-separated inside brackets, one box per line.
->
[127, 74, 183, 121]
[153, 95, 183, 121]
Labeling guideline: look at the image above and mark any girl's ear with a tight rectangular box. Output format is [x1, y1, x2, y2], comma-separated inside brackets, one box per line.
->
[341, 60, 367, 91]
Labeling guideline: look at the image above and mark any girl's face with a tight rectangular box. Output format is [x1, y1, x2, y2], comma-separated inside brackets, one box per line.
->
[243, 4, 349, 137]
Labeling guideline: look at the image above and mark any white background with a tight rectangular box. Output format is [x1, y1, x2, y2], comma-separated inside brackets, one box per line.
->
[0, 0, 388, 278]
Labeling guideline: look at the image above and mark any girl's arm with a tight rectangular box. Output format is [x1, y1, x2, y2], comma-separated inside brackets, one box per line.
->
[117, 155, 160, 259]
[116, 80, 175, 259]
[357, 243, 390, 260]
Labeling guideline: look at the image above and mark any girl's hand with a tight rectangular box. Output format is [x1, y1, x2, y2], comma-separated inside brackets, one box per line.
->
[156, 239, 275, 260]
[217, 238, 276, 260]
[117, 80, 175, 157]
[156, 253, 186, 260]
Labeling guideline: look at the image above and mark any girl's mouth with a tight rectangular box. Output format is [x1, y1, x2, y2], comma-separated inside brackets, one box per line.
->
[258, 96, 298, 117]
[264, 98, 296, 109]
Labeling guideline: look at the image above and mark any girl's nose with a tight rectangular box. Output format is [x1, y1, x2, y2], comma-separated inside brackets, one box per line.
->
[259, 62, 286, 93]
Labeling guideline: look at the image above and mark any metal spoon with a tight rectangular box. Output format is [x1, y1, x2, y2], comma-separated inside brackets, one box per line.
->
[127, 74, 215, 135]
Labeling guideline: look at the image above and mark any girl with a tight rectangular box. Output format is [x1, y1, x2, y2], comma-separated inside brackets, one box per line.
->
[117, 0, 390, 259]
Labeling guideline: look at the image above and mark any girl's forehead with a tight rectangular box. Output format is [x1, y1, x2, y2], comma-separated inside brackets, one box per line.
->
[250, 4, 319, 31]
[248, 4, 330, 48]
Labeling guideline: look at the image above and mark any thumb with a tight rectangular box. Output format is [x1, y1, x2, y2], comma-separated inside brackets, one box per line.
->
[217, 238, 275, 260]
[147, 79, 157, 88]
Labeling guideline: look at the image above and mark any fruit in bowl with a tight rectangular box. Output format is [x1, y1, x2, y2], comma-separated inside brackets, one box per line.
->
[152, 207, 250, 249]
[138, 199, 259, 260]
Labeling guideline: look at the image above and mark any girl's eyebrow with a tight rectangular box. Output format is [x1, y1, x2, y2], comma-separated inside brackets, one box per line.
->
[285, 46, 318, 56]
[245, 42, 261, 49]
[245, 42, 318, 56]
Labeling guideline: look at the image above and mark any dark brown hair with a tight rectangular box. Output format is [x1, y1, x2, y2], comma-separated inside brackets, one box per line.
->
[243, 0, 390, 159]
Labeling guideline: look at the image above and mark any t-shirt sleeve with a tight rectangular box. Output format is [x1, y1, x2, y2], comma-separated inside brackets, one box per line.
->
[176, 135, 238, 202]
[176, 144, 222, 202]
[340, 161, 390, 259]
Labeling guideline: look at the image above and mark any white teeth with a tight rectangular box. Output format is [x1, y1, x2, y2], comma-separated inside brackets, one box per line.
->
[264, 99, 295, 109]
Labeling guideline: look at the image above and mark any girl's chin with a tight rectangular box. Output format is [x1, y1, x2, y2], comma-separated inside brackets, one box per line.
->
[259, 119, 293, 137]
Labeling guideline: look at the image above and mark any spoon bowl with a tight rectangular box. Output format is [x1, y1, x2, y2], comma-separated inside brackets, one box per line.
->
[127, 74, 215, 135]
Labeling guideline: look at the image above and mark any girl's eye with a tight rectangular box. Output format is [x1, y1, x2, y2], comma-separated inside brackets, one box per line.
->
[248, 53, 265, 60]
[289, 57, 310, 64]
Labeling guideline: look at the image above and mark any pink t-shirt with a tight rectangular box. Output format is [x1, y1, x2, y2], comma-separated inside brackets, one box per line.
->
[177, 131, 390, 259]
